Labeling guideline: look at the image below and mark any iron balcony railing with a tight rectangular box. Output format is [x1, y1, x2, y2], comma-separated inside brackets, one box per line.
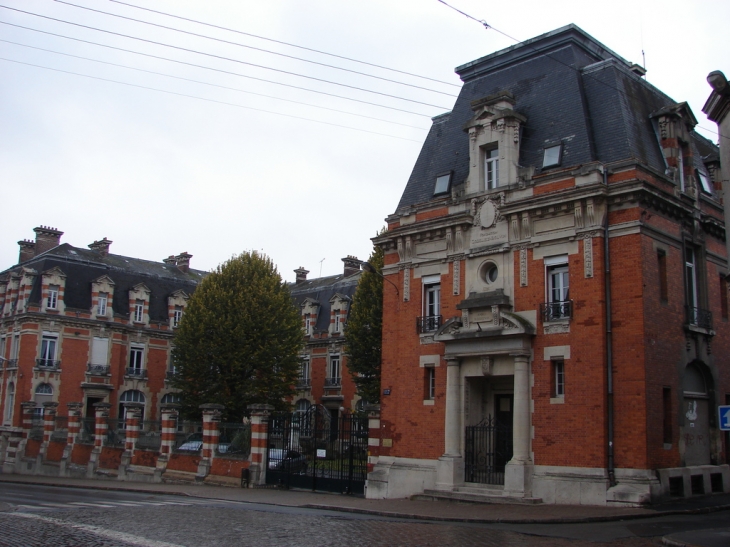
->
[125, 367, 147, 378]
[3, 359, 17, 369]
[35, 359, 61, 371]
[686, 306, 713, 330]
[416, 315, 442, 334]
[324, 377, 341, 387]
[297, 378, 311, 389]
[87, 363, 110, 375]
[540, 300, 573, 322]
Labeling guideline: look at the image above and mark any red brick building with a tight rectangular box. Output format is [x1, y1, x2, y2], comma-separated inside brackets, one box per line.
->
[366, 25, 730, 505]
[289, 257, 365, 422]
[0, 227, 203, 433]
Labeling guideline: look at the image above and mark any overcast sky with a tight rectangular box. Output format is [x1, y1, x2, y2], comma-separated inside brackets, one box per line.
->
[1, 0, 728, 281]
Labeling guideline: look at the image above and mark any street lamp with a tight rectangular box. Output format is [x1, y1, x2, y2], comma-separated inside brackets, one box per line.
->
[356, 259, 399, 296]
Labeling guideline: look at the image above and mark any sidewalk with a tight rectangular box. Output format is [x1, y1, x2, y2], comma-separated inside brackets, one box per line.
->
[0, 474, 728, 544]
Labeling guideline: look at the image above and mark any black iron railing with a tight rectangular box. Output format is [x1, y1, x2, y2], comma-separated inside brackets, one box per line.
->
[297, 378, 311, 389]
[324, 377, 341, 387]
[87, 363, 110, 375]
[464, 415, 512, 486]
[540, 300, 573, 322]
[686, 306, 713, 330]
[3, 359, 17, 369]
[35, 359, 61, 371]
[125, 367, 147, 378]
[416, 315, 442, 334]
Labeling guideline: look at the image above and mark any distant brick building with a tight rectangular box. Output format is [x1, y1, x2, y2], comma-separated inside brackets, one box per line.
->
[366, 25, 729, 505]
[289, 257, 365, 423]
[0, 226, 204, 431]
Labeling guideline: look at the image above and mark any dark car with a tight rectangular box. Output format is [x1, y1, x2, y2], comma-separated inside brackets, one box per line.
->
[268, 449, 308, 473]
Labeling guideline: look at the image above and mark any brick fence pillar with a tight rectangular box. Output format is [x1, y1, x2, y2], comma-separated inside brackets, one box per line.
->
[93, 402, 111, 449]
[159, 403, 180, 456]
[197, 403, 224, 479]
[365, 404, 381, 475]
[247, 404, 273, 486]
[123, 403, 143, 453]
[66, 402, 83, 446]
[20, 401, 36, 440]
[1, 430, 23, 474]
[42, 402, 59, 445]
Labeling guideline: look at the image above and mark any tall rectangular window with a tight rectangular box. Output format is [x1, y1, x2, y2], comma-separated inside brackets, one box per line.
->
[40, 335, 57, 365]
[97, 293, 108, 316]
[424, 283, 441, 318]
[662, 387, 672, 445]
[329, 355, 341, 384]
[485, 148, 499, 189]
[304, 314, 312, 335]
[658, 250, 668, 303]
[129, 346, 144, 371]
[552, 359, 565, 398]
[11, 334, 19, 360]
[721, 275, 728, 320]
[47, 285, 59, 309]
[134, 300, 144, 322]
[90, 337, 109, 366]
[424, 367, 436, 400]
[334, 310, 341, 333]
[545, 256, 570, 320]
[685, 247, 697, 312]
[173, 306, 183, 328]
[300, 358, 310, 381]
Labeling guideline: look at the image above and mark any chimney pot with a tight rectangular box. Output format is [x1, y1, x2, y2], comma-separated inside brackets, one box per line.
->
[341, 256, 361, 277]
[18, 240, 36, 263]
[294, 267, 309, 284]
[33, 226, 64, 256]
[175, 252, 192, 273]
[88, 237, 113, 257]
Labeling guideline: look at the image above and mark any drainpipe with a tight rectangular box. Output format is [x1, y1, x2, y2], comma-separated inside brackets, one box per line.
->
[603, 166, 617, 487]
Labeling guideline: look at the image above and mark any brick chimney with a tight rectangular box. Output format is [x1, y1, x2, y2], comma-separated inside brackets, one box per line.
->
[162, 255, 177, 265]
[175, 252, 192, 273]
[33, 226, 64, 256]
[294, 267, 309, 284]
[342, 256, 361, 277]
[18, 240, 35, 263]
[88, 237, 113, 257]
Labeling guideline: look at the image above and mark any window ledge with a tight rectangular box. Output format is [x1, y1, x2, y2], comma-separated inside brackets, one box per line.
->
[549, 396, 564, 405]
[423, 399, 435, 406]
[543, 320, 570, 335]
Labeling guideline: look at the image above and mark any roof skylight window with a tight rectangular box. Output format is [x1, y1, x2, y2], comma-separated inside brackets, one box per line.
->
[434, 172, 452, 196]
[543, 144, 562, 168]
[697, 170, 713, 194]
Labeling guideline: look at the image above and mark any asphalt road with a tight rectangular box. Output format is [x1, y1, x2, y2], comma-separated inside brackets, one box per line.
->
[0, 483, 725, 546]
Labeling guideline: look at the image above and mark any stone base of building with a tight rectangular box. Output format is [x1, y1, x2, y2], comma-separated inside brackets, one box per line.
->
[366, 456, 437, 499]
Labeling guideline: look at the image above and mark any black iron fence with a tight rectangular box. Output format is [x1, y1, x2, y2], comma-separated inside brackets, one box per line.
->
[686, 306, 713, 330]
[416, 315, 442, 333]
[540, 300, 573, 322]
[216, 422, 251, 458]
[464, 415, 512, 485]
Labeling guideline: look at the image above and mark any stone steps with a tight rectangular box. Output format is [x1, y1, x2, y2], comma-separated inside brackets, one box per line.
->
[412, 488, 542, 505]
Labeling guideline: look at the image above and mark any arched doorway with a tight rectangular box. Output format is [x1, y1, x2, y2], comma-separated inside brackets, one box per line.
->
[683, 362, 712, 466]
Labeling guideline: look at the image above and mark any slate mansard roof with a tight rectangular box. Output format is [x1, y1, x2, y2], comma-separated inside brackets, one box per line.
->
[289, 271, 361, 333]
[1, 243, 206, 323]
[398, 24, 718, 211]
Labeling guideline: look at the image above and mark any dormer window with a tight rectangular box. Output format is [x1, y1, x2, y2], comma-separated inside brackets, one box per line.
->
[133, 300, 144, 323]
[97, 293, 108, 316]
[485, 148, 499, 189]
[697, 170, 713, 194]
[542, 144, 562, 168]
[334, 310, 342, 333]
[433, 172, 452, 196]
[172, 306, 183, 328]
[304, 314, 312, 335]
[47, 285, 59, 309]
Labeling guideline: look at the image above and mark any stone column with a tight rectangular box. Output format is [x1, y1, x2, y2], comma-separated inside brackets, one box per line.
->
[93, 402, 111, 449]
[21, 401, 37, 439]
[66, 403, 83, 446]
[42, 402, 58, 445]
[197, 403, 224, 479]
[436, 356, 463, 490]
[123, 403, 143, 452]
[159, 404, 180, 456]
[504, 352, 533, 497]
[247, 404, 273, 486]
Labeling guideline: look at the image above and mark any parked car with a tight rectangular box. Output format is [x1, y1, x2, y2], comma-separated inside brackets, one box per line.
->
[268, 449, 308, 473]
[176, 433, 202, 451]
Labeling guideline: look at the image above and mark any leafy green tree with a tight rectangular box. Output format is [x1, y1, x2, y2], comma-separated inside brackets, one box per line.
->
[344, 241, 384, 405]
[171, 251, 303, 421]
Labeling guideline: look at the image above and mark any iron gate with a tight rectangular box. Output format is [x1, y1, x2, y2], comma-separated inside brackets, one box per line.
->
[266, 405, 368, 494]
[464, 415, 513, 485]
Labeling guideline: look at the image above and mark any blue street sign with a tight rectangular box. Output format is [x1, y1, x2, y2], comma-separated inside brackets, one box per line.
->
[719, 406, 730, 432]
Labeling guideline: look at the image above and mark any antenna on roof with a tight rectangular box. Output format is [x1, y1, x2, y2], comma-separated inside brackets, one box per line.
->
[319, 258, 325, 277]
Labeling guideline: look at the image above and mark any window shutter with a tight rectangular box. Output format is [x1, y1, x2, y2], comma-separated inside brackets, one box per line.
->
[90, 337, 109, 365]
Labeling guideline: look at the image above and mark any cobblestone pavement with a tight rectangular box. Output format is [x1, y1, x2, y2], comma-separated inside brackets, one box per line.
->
[0, 506, 661, 547]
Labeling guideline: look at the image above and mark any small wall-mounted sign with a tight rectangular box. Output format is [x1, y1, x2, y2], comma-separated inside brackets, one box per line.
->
[383, 389, 391, 395]
[316, 449, 326, 458]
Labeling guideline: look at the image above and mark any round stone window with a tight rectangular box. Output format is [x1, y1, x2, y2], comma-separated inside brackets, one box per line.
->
[481, 262, 498, 284]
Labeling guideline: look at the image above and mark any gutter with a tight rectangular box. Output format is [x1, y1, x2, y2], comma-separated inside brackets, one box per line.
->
[604, 166, 617, 487]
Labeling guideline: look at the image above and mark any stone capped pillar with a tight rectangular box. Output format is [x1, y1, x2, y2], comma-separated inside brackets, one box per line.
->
[436, 357, 464, 490]
[42, 402, 59, 445]
[93, 402, 111, 448]
[159, 403, 180, 456]
[365, 404, 381, 474]
[197, 403, 224, 480]
[247, 404, 273, 486]
[66, 402, 83, 446]
[123, 403, 143, 452]
[504, 352, 533, 497]
[21, 401, 37, 439]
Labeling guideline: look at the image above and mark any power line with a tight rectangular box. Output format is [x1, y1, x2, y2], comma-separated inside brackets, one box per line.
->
[0, 57, 424, 143]
[0, 21, 438, 118]
[0, 5, 451, 109]
[108, 0, 461, 88]
[436, 0, 490, 29]
[1, 39, 430, 130]
[53, 0, 458, 97]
